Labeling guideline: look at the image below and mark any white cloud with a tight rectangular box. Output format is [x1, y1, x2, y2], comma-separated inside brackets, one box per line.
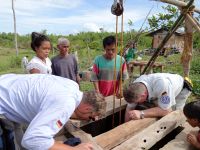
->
[83, 23, 100, 32]
[2, 0, 199, 35]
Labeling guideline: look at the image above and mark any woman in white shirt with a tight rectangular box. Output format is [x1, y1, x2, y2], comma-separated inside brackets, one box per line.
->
[26, 32, 52, 74]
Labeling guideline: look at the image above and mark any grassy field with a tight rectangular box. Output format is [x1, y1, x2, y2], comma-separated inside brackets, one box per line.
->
[0, 47, 199, 100]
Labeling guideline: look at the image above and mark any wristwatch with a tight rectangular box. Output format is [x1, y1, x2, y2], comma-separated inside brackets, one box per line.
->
[140, 111, 145, 119]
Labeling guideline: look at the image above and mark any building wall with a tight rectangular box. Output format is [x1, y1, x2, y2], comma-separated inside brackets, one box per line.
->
[152, 32, 184, 52]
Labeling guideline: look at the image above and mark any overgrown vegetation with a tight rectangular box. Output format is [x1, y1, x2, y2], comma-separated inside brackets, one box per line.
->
[0, 31, 199, 98]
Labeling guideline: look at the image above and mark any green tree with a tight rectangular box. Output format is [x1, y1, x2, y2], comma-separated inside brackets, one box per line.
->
[148, 5, 179, 31]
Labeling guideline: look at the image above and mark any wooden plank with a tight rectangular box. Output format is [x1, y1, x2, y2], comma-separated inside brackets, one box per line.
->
[112, 110, 186, 150]
[160, 122, 199, 150]
[70, 96, 127, 127]
[65, 120, 103, 150]
[94, 118, 156, 150]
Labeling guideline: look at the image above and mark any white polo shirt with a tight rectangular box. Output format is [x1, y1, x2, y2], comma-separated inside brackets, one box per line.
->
[0, 74, 82, 150]
[128, 73, 184, 110]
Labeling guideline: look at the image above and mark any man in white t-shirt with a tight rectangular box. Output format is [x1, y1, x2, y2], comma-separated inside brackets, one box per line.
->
[0, 74, 105, 150]
[123, 73, 192, 122]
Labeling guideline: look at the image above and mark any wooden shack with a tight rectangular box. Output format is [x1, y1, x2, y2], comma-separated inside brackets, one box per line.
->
[147, 28, 184, 54]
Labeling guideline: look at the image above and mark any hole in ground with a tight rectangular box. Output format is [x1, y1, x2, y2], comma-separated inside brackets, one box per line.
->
[81, 109, 126, 137]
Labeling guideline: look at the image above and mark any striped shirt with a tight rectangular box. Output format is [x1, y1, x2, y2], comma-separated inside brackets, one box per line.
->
[91, 55, 129, 96]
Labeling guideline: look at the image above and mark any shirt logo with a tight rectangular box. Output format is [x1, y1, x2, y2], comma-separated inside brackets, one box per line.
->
[56, 120, 63, 128]
[160, 95, 170, 104]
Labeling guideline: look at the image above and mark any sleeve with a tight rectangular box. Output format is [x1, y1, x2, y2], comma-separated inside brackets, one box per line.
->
[90, 57, 99, 81]
[21, 97, 76, 150]
[122, 58, 129, 80]
[73, 55, 79, 75]
[26, 62, 42, 73]
[153, 78, 174, 110]
[51, 59, 56, 75]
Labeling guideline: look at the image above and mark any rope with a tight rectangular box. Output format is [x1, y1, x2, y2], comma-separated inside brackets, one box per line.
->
[112, 15, 118, 128]
[112, 0, 124, 128]
[119, 13, 124, 124]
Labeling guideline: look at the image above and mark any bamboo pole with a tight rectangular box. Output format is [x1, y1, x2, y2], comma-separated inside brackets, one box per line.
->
[186, 14, 200, 33]
[153, 0, 200, 14]
[12, 0, 19, 56]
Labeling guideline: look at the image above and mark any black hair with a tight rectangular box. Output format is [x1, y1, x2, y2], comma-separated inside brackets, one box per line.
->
[183, 100, 200, 122]
[103, 35, 116, 48]
[31, 32, 50, 51]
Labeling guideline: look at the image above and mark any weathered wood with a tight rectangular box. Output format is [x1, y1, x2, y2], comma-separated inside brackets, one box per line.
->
[94, 118, 156, 150]
[11, 0, 19, 56]
[154, 0, 200, 14]
[186, 13, 200, 33]
[65, 120, 103, 150]
[160, 122, 199, 150]
[112, 110, 186, 150]
[69, 96, 127, 127]
[181, 4, 193, 77]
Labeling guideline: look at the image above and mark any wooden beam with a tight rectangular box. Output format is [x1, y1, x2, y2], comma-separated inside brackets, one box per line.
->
[94, 118, 156, 150]
[65, 120, 103, 150]
[112, 110, 186, 150]
[186, 14, 200, 33]
[160, 122, 199, 150]
[153, 0, 200, 14]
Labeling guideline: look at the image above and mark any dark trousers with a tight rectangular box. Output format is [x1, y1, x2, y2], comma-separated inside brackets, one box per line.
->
[0, 120, 15, 150]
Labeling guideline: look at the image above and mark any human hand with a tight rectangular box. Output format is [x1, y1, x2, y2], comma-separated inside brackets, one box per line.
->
[128, 110, 141, 120]
[116, 92, 123, 99]
[187, 133, 198, 146]
[74, 143, 93, 150]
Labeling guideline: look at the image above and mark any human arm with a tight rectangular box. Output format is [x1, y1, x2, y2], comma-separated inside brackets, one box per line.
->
[76, 74, 81, 86]
[93, 81, 100, 93]
[121, 58, 129, 81]
[74, 56, 80, 85]
[125, 103, 137, 122]
[29, 68, 41, 74]
[127, 106, 172, 120]
[49, 141, 93, 150]
[187, 133, 200, 149]
[90, 57, 100, 93]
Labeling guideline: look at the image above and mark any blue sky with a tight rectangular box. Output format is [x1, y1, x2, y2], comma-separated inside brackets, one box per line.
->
[0, 0, 199, 35]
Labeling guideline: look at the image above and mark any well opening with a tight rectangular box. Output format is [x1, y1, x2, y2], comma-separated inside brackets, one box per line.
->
[81, 109, 126, 137]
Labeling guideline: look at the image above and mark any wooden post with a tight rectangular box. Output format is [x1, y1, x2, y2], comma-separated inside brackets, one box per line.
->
[12, 0, 19, 56]
[154, 0, 200, 14]
[181, 1, 193, 77]
[186, 14, 200, 33]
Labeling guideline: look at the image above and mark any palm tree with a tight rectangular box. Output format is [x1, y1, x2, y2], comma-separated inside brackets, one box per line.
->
[12, 0, 19, 56]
